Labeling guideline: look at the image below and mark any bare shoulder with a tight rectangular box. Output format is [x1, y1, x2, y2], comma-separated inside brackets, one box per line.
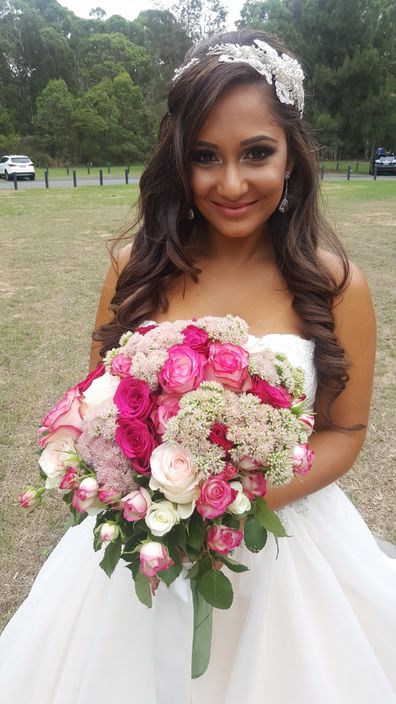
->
[318, 247, 369, 294]
[113, 241, 133, 276]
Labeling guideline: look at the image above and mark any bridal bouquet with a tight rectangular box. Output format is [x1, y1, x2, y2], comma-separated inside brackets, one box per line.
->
[20, 315, 315, 676]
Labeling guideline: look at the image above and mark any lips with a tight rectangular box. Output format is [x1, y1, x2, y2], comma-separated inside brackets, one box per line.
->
[212, 200, 258, 217]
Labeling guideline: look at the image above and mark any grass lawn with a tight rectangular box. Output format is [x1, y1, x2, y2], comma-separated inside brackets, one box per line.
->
[0, 181, 395, 631]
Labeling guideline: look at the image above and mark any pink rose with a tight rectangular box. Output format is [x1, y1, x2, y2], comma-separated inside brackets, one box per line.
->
[18, 486, 45, 510]
[299, 414, 315, 432]
[121, 487, 152, 521]
[59, 466, 79, 491]
[250, 377, 292, 408]
[158, 345, 207, 394]
[114, 377, 153, 420]
[77, 363, 105, 393]
[99, 522, 120, 543]
[207, 525, 243, 555]
[206, 342, 249, 391]
[111, 353, 132, 378]
[292, 443, 315, 475]
[139, 541, 174, 577]
[196, 477, 237, 519]
[181, 325, 209, 354]
[217, 463, 239, 481]
[151, 393, 180, 435]
[98, 485, 123, 504]
[149, 441, 199, 504]
[240, 471, 267, 500]
[38, 386, 84, 448]
[115, 416, 157, 467]
[72, 478, 99, 512]
[238, 455, 260, 471]
[209, 422, 233, 452]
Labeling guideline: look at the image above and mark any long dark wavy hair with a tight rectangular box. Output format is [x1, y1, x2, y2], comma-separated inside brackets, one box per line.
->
[93, 28, 351, 420]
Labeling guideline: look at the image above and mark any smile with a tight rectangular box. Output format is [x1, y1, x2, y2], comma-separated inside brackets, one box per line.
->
[212, 200, 258, 217]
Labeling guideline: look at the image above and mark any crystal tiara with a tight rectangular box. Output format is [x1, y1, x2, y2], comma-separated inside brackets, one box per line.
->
[172, 39, 305, 117]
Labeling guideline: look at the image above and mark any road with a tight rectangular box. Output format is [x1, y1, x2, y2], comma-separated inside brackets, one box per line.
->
[1, 174, 395, 192]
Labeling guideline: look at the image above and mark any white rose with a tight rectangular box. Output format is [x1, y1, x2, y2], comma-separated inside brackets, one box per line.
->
[82, 372, 120, 414]
[145, 500, 179, 536]
[39, 437, 77, 489]
[149, 441, 199, 504]
[227, 481, 251, 515]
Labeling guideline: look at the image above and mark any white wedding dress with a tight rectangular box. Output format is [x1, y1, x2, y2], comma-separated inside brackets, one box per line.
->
[1, 333, 395, 703]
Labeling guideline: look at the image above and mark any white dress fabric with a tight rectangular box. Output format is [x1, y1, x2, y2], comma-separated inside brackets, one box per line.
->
[1, 333, 395, 704]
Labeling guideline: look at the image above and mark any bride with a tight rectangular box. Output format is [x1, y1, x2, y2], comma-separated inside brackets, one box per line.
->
[1, 28, 395, 704]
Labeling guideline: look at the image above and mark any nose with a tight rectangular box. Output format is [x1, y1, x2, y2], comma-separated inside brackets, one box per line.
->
[216, 163, 249, 201]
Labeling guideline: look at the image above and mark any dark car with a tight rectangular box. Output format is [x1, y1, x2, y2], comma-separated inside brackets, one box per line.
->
[369, 151, 396, 175]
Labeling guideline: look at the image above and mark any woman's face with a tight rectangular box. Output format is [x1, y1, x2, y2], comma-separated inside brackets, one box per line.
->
[190, 82, 293, 242]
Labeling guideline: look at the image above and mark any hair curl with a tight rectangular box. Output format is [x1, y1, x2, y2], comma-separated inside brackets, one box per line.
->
[93, 28, 351, 422]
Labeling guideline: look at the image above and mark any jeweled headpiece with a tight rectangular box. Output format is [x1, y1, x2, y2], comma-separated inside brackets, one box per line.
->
[172, 39, 305, 117]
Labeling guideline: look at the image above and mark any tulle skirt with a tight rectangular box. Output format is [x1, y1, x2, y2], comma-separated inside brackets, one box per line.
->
[1, 483, 395, 703]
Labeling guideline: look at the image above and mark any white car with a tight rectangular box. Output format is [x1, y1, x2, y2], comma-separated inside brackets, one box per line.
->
[0, 154, 35, 180]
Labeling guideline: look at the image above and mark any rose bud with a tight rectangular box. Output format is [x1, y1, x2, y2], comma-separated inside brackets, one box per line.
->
[18, 486, 45, 510]
[121, 487, 152, 522]
[139, 541, 174, 577]
[77, 477, 99, 500]
[299, 414, 315, 433]
[292, 443, 315, 476]
[58, 467, 79, 491]
[227, 481, 251, 515]
[98, 522, 120, 543]
[217, 463, 239, 481]
[98, 485, 123, 504]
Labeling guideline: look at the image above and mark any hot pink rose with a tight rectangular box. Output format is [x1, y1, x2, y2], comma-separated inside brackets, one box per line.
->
[111, 353, 132, 378]
[151, 393, 180, 435]
[217, 463, 239, 481]
[240, 472, 267, 500]
[114, 377, 153, 420]
[77, 363, 105, 392]
[250, 377, 292, 408]
[38, 386, 84, 448]
[121, 487, 152, 521]
[209, 422, 233, 452]
[115, 417, 157, 467]
[158, 345, 207, 394]
[196, 477, 237, 519]
[181, 325, 209, 354]
[207, 525, 243, 555]
[206, 342, 249, 391]
[139, 541, 174, 577]
[292, 443, 315, 475]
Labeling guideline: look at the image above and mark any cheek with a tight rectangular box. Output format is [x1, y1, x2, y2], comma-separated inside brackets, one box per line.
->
[190, 168, 212, 199]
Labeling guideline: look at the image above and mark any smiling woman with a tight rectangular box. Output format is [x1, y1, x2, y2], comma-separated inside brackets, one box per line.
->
[0, 27, 395, 704]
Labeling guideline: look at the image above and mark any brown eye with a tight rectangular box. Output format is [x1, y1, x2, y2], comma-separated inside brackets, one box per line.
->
[191, 150, 217, 164]
[245, 146, 274, 161]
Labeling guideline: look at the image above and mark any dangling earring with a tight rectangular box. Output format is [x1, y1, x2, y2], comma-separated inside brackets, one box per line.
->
[279, 171, 291, 213]
[187, 208, 195, 220]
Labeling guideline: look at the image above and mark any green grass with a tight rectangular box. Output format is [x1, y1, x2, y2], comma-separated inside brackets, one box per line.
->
[33, 163, 144, 180]
[0, 181, 395, 631]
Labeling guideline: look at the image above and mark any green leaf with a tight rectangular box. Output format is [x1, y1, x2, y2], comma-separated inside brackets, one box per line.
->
[158, 561, 182, 586]
[187, 562, 201, 580]
[244, 516, 267, 553]
[124, 555, 140, 579]
[99, 539, 122, 577]
[134, 569, 152, 608]
[219, 555, 249, 573]
[191, 580, 213, 679]
[255, 497, 287, 537]
[187, 512, 206, 552]
[197, 569, 233, 609]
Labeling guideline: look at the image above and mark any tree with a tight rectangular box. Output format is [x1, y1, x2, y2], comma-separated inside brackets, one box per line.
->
[171, 0, 228, 41]
[34, 78, 75, 160]
[79, 32, 153, 93]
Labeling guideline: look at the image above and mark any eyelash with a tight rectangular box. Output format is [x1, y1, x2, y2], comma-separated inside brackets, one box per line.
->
[191, 146, 274, 164]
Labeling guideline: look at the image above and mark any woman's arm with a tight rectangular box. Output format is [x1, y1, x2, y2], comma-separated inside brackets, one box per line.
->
[265, 261, 376, 510]
[89, 243, 132, 372]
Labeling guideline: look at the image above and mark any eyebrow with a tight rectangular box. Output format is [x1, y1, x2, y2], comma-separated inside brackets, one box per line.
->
[194, 135, 279, 148]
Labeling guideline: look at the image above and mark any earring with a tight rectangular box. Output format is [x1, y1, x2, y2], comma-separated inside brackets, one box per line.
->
[279, 171, 291, 213]
[187, 208, 195, 220]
